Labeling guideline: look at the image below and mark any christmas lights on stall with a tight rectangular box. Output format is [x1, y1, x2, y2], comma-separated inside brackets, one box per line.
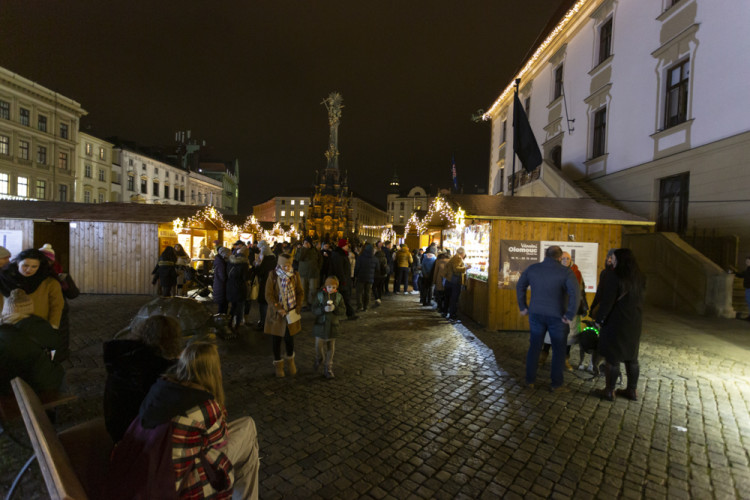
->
[402, 196, 465, 239]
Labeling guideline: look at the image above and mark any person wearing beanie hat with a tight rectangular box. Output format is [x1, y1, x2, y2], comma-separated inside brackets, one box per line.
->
[327, 239, 359, 321]
[0, 288, 64, 395]
[297, 237, 322, 312]
[0, 246, 10, 268]
[311, 275, 346, 379]
[38, 243, 63, 275]
[264, 253, 304, 378]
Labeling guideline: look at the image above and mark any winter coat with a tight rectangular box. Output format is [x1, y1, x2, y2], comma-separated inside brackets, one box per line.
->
[384, 247, 394, 273]
[374, 249, 388, 278]
[421, 252, 437, 279]
[103, 339, 176, 443]
[594, 268, 644, 363]
[411, 251, 422, 275]
[225, 254, 251, 303]
[297, 246, 322, 279]
[433, 257, 450, 291]
[395, 247, 413, 268]
[311, 289, 346, 340]
[0, 266, 65, 329]
[152, 260, 177, 290]
[328, 247, 352, 288]
[138, 377, 233, 499]
[263, 270, 304, 337]
[516, 257, 579, 320]
[253, 255, 277, 305]
[212, 254, 227, 304]
[354, 245, 378, 284]
[444, 254, 467, 285]
[0, 315, 63, 396]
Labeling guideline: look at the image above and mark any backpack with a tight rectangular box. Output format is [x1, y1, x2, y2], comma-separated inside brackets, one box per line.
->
[105, 417, 178, 500]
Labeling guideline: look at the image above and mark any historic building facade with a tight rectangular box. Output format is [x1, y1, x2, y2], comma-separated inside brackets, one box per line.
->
[0, 65, 86, 201]
[76, 132, 113, 203]
[306, 93, 353, 241]
[198, 159, 240, 214]
[484, 0, 750, 258]
[253, 193, 310, 231]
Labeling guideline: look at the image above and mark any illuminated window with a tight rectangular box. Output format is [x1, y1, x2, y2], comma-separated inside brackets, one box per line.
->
[300, 200, 305, 206]
[99, 147, 105, 160]
[0, 173, 7, 194]
[0, 135, 8, 155]
[58, 152, 68, 169]
[291, 210, 295, 217]
[17, 176, 28, 197]
[300, 210, 304, 217]
[280, 210, 286, 217]
[291, 200, 295, 205]
[35, 180, 46, 199]
[85, 143, 92, 155]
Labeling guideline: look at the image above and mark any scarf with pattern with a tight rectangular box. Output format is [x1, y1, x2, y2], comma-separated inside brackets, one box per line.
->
[275, 266, 296, 311]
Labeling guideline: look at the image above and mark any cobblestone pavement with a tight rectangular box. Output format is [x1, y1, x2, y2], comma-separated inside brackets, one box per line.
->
[2, 291, 750, 499]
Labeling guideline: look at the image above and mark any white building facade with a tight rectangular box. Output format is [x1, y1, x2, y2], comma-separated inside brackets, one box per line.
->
[387, 185, 433, 225]
[486, 0, 750, 258]
[76, 132, 113, 203]
[253, 195, 310, 229]
[0, 66, 86, 202]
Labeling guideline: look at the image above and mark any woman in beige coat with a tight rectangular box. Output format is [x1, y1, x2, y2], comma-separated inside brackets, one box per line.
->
[264, 253, 304, 377]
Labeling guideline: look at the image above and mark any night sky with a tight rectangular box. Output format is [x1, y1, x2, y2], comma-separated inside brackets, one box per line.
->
[0, 1, 565, 213]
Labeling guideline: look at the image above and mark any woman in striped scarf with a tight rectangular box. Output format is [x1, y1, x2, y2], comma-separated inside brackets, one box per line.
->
[263, 253, 304, 378]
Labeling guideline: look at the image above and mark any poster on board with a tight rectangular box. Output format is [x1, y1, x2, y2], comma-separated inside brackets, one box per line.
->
[0, 230, 23, 259]
[498, 239, 600, 291]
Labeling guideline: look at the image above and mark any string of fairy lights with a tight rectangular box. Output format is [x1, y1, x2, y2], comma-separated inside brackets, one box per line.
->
[482, 0, 587, 120]
[172, 206, 298, 243]
[403, 195, 466, 238]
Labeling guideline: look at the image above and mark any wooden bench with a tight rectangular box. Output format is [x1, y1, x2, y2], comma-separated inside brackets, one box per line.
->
[10, 377, 113, 500]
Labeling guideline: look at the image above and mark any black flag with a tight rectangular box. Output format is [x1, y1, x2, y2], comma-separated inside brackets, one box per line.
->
[513, 94, 542, 173]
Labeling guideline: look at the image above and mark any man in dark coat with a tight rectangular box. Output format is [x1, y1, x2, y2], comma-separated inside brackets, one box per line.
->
[212, 247, 230, 314]
[328, 239, 358, 320]
[516, 245, 579, 392]
[373, 241, 388, 305]
[298, 237, 322, 311]
[383, 241, 394, 294]
[354, 243, 378, 311]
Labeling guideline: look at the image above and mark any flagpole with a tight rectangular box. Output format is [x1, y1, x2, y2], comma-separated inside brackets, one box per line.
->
[511, 78, 520, 197]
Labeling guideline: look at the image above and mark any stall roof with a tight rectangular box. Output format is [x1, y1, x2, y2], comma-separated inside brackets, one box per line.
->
[447, 195, 653, 225]
[0, 200, 244, 224]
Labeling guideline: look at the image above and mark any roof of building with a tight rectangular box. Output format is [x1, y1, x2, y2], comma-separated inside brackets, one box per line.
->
[445, 194, 652, 225]
[0, 200, 244, 224]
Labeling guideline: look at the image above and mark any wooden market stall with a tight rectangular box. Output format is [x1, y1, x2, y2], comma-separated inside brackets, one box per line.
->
[0, 200, 242, 294]
[442, 195, 654, 331]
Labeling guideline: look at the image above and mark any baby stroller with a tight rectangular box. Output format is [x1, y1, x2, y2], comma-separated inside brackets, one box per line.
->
[185, 266, 213, 300]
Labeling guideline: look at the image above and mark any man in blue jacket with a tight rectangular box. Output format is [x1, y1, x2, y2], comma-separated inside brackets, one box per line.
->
[516, 245, 579, 392]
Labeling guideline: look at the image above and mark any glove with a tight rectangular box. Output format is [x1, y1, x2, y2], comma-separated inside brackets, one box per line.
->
[324, 304, 335, 312]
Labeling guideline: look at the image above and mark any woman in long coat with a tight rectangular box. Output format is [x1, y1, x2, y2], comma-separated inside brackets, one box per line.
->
[593, 248, 646, 401]
[264, 253, 304, 378]
[212, 247, 230, 314]
[253, 242, 277, 330]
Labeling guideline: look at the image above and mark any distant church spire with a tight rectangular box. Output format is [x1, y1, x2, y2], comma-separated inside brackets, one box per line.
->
[389, 170, 400, 194]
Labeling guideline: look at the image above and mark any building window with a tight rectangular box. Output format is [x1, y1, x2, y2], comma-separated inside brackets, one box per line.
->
[174, 188, 179, 201]
[501, 120, 507, 144]
[84, 164, 92, 178]
[58, 184, 68, 201]
[153, 181, 159, 196]
[164, 185, 169, 199]
[281, 200, 286, 205]
[99, 147, 105, 160]
[400, 202, 404, 210]
[38, 115, 47, 132]
[18, 140, 29, 160]
[128, 159, 133, 167]
[657, 172, 689, 233]
[291, 210, 295, 217]
[36, 180, 46, 199]
[20, 108, 30, 126]
[280, 210, 286, 217]
[154, 167, 158, 175]
[58, 152, 68, 169]
[0, 101, 9, 120]
[299, 210, 304, 217]
[98, 169, 106, 182]
[0, 135, 8, 155]
[142, 163, 146, 170]
[554, 65, 564, 100]
[300, 200, 305, 206]
[85, 143, 92, 155]
[84, 190, 91, 203]
[98, 193, 104, 203]
[17, 177, 28, 197]
[551, 145, 562, 169]
[59, 123, 69, 139]
[127, 175, 135, 191]
[665, 59, 690, 128]
[0, 173, 7, 194]
[599, 18, 613, 65]
[180, 189, 185, 202]
[37, 146, 46, 164]
[141, 178, 147, 194]
[592, 107, 607, 158]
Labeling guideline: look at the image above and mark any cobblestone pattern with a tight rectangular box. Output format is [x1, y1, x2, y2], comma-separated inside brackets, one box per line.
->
[1, 293, 749, 499]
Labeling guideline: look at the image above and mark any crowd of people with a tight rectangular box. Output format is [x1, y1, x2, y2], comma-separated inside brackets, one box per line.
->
[5, 234, 739, 498]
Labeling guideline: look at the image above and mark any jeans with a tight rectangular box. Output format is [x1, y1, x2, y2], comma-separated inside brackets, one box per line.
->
[527, 313, 567, 387]
[356, 281, 372, 310]
[445, 280, 461, 318]
[420, 276, 433, 305]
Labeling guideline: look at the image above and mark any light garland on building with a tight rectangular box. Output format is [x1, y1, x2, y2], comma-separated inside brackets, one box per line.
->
[402, 195, 465, 238]
[482, 0, 588, 120]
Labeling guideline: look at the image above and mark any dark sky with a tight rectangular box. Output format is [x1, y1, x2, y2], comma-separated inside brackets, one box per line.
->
[0, 1, 565, 213]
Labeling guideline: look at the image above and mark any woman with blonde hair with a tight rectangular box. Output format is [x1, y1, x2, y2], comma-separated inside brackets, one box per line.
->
[117, 342, 259, 499]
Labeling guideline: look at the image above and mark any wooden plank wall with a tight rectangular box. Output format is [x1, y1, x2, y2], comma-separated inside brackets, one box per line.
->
[0, 219, 35, 251]
[486, 220, 623, 331]
[69, 222, 158, 294]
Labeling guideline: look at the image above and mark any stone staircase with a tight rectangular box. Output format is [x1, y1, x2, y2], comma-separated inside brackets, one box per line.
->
[573, 178, 624, 210]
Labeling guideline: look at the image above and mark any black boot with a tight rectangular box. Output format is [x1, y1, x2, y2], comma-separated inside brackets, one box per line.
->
[616, 361, 639, 400]
[593, 363, 617, 401]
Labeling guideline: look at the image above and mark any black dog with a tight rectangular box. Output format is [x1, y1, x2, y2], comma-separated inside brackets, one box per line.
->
[577, 319, 603, 375]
